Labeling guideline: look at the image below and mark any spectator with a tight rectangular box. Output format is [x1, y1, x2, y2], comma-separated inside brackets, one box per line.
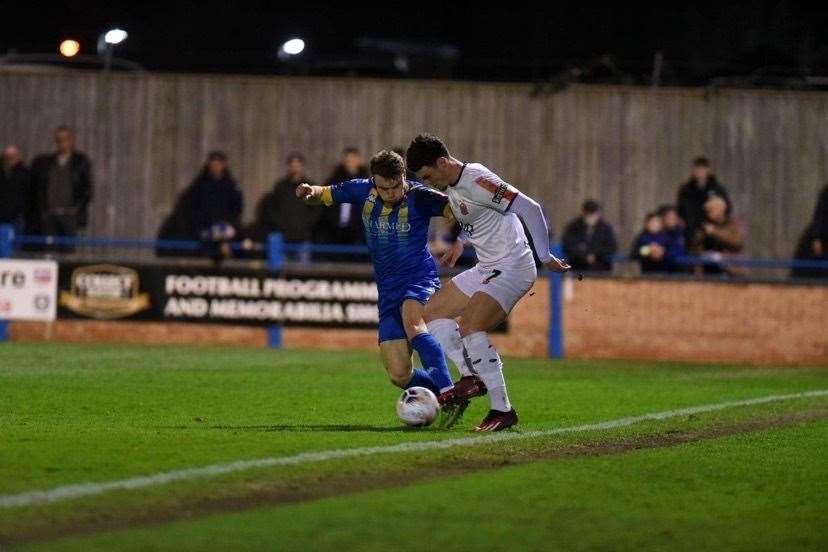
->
[791, 185, 828, 279]
[689, 195, 744, 276]
[0, 145, 29, 230]
[676, 156, 731, 243]
[28, 126, 93, 238]
[630, 212, 669, 273]
[159, 151, 243, 262]
[313, 147, 369, 259]
[249, 152, 319, 261]
[657, 204, 687, 272]
[562, 199, 618, 272]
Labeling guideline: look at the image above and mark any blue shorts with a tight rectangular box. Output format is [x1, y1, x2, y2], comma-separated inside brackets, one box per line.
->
[377, 276, 441, 343]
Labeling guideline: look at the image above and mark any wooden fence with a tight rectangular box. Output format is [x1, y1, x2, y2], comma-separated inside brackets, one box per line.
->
[2, 66, 827, 258]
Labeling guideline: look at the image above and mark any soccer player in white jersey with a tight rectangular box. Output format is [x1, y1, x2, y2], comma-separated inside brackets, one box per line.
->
[406, 134, 570, 431]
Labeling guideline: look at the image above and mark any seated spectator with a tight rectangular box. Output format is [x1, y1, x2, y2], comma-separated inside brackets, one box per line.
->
[677, 156, 731, 243]
[689, 195, 744, 276]
[630, 212, 669, 273]
[791, 185, 828, 279]
[249, 152, 319, 261]
[158, 151, 243, 263]
[562, 199, 618, 272]
[28, 126, 93, 244]
[657, 204, 687, 272]
[0, 145, 29, 230]
[313, 147, 369, 261]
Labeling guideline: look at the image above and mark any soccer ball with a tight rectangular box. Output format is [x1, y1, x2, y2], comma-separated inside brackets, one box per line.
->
[396, 387, 440, 427]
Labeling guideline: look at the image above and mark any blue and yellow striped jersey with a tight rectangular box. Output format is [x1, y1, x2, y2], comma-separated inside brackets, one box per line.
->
[322, 178, 449, 290]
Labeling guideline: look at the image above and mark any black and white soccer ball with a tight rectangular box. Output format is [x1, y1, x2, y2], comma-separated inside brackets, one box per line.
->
[396, 386, 439, 427]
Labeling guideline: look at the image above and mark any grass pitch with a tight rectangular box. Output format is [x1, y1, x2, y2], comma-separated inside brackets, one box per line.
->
[1, 342, 826, 550]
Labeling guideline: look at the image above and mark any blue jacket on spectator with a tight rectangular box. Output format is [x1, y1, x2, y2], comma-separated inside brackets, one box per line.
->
[661, 227, 687, 272]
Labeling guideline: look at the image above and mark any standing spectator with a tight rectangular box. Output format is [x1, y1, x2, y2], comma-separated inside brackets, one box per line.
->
[689, 195, 744, 276]
[676, 156, 731, 243]
[562, 199, 618, 272]
[249, 152, 319, 261]
[160, 151, 243, 263]
[657, 204, 687, 272]
[28, 126, 93, 237]
[791, 185, 828, 279]
[0, 145, 29, 230]
[630, 212, 669, 273]
[313, 147, 369, 259]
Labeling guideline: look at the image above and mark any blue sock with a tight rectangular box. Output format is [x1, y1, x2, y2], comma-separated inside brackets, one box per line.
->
[405, 368, 440, 395]
[411, 332, 453, 392]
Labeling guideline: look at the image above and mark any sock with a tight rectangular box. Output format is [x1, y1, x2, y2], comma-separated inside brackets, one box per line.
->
[426, 318, 472, 377]
[410, 332, 454, 393]
[405, 368, 440, 396]
[461, 331, 512, 412]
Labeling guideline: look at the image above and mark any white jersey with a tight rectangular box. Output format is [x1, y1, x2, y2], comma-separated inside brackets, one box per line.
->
[446, 163, 532, 266]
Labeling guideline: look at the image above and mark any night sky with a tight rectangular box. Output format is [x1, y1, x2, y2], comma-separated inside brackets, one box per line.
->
[2, 1, 827, 86]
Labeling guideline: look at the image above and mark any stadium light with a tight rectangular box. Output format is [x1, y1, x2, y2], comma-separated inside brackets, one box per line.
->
[104, 29, 128, 45]
[59, 39, 81, 58]
[278, 38, 305, 60]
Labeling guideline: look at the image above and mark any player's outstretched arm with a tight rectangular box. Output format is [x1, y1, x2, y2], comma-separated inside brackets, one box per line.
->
[510, 192, 570, 273]
[296, 183, 329, 205]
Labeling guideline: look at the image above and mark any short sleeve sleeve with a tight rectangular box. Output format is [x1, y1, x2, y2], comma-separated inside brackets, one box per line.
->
[468, 169, 519, 214]
[412, 185, 449, 218]
[324, 179, 373, 206]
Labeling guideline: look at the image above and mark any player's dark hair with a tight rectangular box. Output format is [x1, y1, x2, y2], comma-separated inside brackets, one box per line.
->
[342, 146, 361, 156]
[692, 156, 710, 167]
[406, 133, 449, 172]
[369, 150, 406, 181]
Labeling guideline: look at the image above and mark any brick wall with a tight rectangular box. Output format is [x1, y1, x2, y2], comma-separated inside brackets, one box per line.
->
[10, 277, 828, 365]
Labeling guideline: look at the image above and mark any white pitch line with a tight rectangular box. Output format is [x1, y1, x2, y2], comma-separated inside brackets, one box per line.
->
[2, 389, 826, 509]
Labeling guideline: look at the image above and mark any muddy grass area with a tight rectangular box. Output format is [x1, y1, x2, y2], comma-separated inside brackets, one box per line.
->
[4, 409, 826, 546]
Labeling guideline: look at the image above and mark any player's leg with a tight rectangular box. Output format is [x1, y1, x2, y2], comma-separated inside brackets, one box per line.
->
[457, 264, 536, 431]
[379, 338, 437, 391]
[424, 277, 474, 377]
[401, 299, 453, 393]
[379, 310, 440, 394]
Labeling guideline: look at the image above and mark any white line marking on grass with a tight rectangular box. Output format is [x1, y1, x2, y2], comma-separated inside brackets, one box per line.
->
[2, 389, 826, 509]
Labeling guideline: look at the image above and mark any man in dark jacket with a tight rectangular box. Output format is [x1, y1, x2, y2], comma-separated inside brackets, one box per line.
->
[676, 156, 731, 243]
[159, 151, 243, 263]
[28, 126, 93, 237]
[562, 199, 618, 272]
[791, 185, 828, 279]
[250, 152, 319, 255]
[312, 147, 369, 260]
[0, 145, 29, 229]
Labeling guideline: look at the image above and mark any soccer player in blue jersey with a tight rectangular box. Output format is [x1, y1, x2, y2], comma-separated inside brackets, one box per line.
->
[296, 150, 465, 427]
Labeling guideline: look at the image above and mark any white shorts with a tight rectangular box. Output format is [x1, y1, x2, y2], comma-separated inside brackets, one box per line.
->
[451, 256, 537, 313]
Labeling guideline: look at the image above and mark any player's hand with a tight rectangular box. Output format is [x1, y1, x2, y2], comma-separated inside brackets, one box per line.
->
[295, 183, 314, 201]
[545, 257, 571, 273]
[438, 239, 465, 267]
[813, 239, 824, 257]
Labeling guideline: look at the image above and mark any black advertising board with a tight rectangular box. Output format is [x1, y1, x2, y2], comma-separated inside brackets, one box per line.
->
[57, 263, 380, 328]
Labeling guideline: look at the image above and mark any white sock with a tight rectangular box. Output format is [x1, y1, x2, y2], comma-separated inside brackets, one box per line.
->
[461, 331, 511, 412]
[427, 318, 472, 377]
